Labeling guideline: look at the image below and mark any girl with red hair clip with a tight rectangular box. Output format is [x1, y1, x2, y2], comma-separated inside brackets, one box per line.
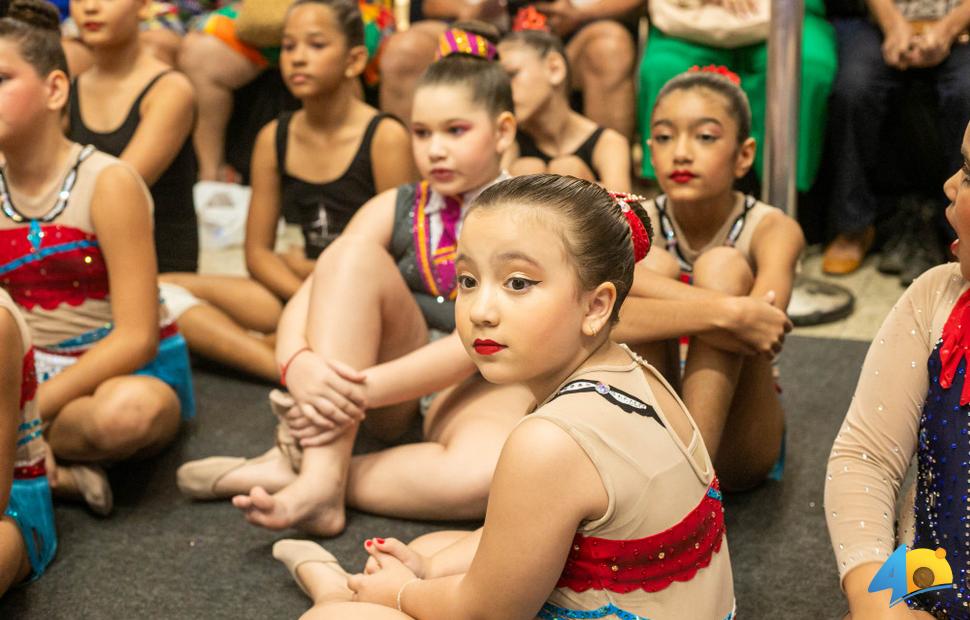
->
[617, 68, 803, 492]
[269, 174, 736, 620]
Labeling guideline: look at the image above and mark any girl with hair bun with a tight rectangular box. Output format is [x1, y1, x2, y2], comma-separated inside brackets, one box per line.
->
[270, 174, 735, 620]
[177, 23, 534, 535]
[618, 68, 803, 491]
[499, 25, 631, 193]
[0, 0, 192, 516]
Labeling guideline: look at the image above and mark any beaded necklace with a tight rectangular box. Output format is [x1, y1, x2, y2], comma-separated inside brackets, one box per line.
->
[0, 145, 95, 251]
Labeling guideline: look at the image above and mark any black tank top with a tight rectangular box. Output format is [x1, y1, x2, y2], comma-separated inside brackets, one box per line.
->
[515, 126, 605, 181]
[68, 71, 199, 273]
[275, 111, 394, 259]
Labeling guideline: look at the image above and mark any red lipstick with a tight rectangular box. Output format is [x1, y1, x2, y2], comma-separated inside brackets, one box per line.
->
[473, 339, 506, 355]
[669, 170, 696, 184]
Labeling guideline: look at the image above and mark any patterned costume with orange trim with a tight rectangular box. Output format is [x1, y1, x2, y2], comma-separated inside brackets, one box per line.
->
[532, 345, 735, 620]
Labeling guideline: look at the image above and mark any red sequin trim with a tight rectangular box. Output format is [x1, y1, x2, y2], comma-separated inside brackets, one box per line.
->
[557, 479, 725, 594]
[20, 347, 36, 409]
[939, 288, 970, 405]
[0, 225, 108, 310]
[14, 461, 46, 479]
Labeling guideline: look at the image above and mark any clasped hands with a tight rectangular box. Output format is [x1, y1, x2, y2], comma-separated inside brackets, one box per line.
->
[280, 349, 368, 447]
[883, 19, 958, 69]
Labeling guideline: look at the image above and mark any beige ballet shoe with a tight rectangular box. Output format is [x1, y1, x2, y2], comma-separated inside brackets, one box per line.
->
[272, 539, 349, 598]
[269, 389, 302, 471]
[176, 448, 278, 500]
[66, 464, 113, 516]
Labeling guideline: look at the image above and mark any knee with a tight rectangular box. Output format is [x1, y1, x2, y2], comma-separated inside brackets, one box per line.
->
[580, 23, 634, 77]
[547, 157, 593, 181]
[88, 382, 173, 454]
[644, 248, 681, 280]
[692, 247, 753, 295]
[380, 30, 437, 79]
[314, 235, 391, 278]
[178, 33, 232, 81]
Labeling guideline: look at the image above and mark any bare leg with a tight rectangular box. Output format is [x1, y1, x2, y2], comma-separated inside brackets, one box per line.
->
[567, 21, 636, 140]
[682, 247, 783, 490]
[46, 376, 181, 462]
[378, 21, 448, 122]
[347, 376, 532, 520]
[0, 517, 30, 595]
[178, 33, 262, 181]
[233, 236, 428, 535]
[160, 273, 283, 334]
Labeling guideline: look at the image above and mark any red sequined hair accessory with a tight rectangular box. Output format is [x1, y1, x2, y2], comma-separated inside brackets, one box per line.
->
[512, 6, 550, 32]
[610, 192, 651, 262]
[436, 28, 498, 61]
[688, 64, 741, 86]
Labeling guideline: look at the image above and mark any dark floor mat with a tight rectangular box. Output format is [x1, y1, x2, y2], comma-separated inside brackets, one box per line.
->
[0, 335, 867, 619]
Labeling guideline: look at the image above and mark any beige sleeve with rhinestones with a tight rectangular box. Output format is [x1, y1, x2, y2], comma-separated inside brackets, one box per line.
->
[825, 264, 968, 587]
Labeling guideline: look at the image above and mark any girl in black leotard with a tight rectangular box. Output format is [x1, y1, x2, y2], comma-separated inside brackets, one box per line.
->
[66, 0, 197, 273]
[159, 0, 417, 382]
[498, 28, 632, 193]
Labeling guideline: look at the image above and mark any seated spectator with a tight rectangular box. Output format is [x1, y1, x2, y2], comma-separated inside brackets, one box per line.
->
[380, 0, 641, 139]
[179, 0, 393, 183]
[638, 0, 837, 195]
[160, 0, 416, 382]
[820, 0, 970, 275]
[499, 20, 631, 192]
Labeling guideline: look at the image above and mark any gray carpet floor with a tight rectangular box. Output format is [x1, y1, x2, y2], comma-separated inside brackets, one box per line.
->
[0, 335, 866, 619]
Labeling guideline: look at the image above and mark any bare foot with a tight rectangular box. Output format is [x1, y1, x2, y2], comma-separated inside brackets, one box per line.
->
[214, 447, 296, 496]
[232, 478, 346, 536]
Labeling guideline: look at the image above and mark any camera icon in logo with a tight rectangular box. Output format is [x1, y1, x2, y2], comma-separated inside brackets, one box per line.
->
[869, 545, 954, 606]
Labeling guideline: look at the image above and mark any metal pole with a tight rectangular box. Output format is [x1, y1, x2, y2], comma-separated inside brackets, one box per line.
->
[764, 0, 855, 326]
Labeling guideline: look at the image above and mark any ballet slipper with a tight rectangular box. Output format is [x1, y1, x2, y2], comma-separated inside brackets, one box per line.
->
[272, 539, 349, 598]
[66, 463, 113, 516]
[269, 389, 303, 471]
[176, 448, 277, 500]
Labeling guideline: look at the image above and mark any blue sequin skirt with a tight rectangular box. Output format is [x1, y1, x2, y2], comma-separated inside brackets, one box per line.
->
[538, 602, 736, 620]
[134, 332, 196, 420]
[4, 476, 57, 582]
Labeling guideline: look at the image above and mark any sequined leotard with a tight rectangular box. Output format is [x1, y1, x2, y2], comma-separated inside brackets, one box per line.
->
[0, 288, 56, 582]
[826, 263, 970, 617]
[531, 345, 735, 620]
[0, 143, 195, 419]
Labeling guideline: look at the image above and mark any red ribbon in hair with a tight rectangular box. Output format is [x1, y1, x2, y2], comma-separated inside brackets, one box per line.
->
[610, 192, 651, 263]
[688, 64, 742, 86]
[512, 6, 550, 31]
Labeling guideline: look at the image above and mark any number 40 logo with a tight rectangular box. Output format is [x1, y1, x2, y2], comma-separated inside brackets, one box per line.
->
[869, 545, 954, 606]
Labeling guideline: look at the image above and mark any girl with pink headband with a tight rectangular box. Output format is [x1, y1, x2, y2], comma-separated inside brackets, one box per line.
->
[177, 22, 535, 534]
[269, 174, 736, 620]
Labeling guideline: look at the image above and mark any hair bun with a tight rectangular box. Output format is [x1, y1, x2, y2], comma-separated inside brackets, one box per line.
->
[6, 0, 61, 33]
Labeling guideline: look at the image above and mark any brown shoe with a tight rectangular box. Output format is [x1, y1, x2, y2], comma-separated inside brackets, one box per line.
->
[822, 227, 875, 275]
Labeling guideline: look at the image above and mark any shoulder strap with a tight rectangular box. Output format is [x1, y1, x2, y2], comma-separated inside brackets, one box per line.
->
[573, 126, 605, 170]
[654, 194, 692, 273]
[275, 111, 295, 173]
[359, 112, 395, 165]
[549, 379, 665, 427]
[132, 70, 174, 110]
[724, 194, 757, 248]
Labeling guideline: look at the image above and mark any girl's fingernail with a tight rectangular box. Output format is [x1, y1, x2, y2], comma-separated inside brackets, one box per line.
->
[376, 538, 385, 544]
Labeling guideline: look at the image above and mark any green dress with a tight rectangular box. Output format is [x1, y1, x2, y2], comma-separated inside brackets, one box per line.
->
[638, 0, 837, 192]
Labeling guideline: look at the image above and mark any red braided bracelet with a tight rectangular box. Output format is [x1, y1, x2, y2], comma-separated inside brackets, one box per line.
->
[279, 346, 311, 387]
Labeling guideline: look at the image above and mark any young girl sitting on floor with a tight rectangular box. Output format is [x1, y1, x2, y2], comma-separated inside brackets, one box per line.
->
[177, 23, 536, 535]
[66, 0, 199, 274]
[160, 0, 416, 382]
[823, 122, 970, 619]
[615, 68, 801, 491]
[498, 19, 631, 193]
[271, 174, 736, 620]
[0, 0, 193, 516]
[0, 288, 56, 595]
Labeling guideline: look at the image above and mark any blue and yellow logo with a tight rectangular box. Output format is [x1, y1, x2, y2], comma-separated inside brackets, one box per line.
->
[869, 545, 954, 606]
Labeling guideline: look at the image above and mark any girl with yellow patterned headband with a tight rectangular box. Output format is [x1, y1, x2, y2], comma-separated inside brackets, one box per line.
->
[177, 22, 534, 541]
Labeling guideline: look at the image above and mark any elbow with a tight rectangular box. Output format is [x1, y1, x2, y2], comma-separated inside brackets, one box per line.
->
[125, 329, 159, 369]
